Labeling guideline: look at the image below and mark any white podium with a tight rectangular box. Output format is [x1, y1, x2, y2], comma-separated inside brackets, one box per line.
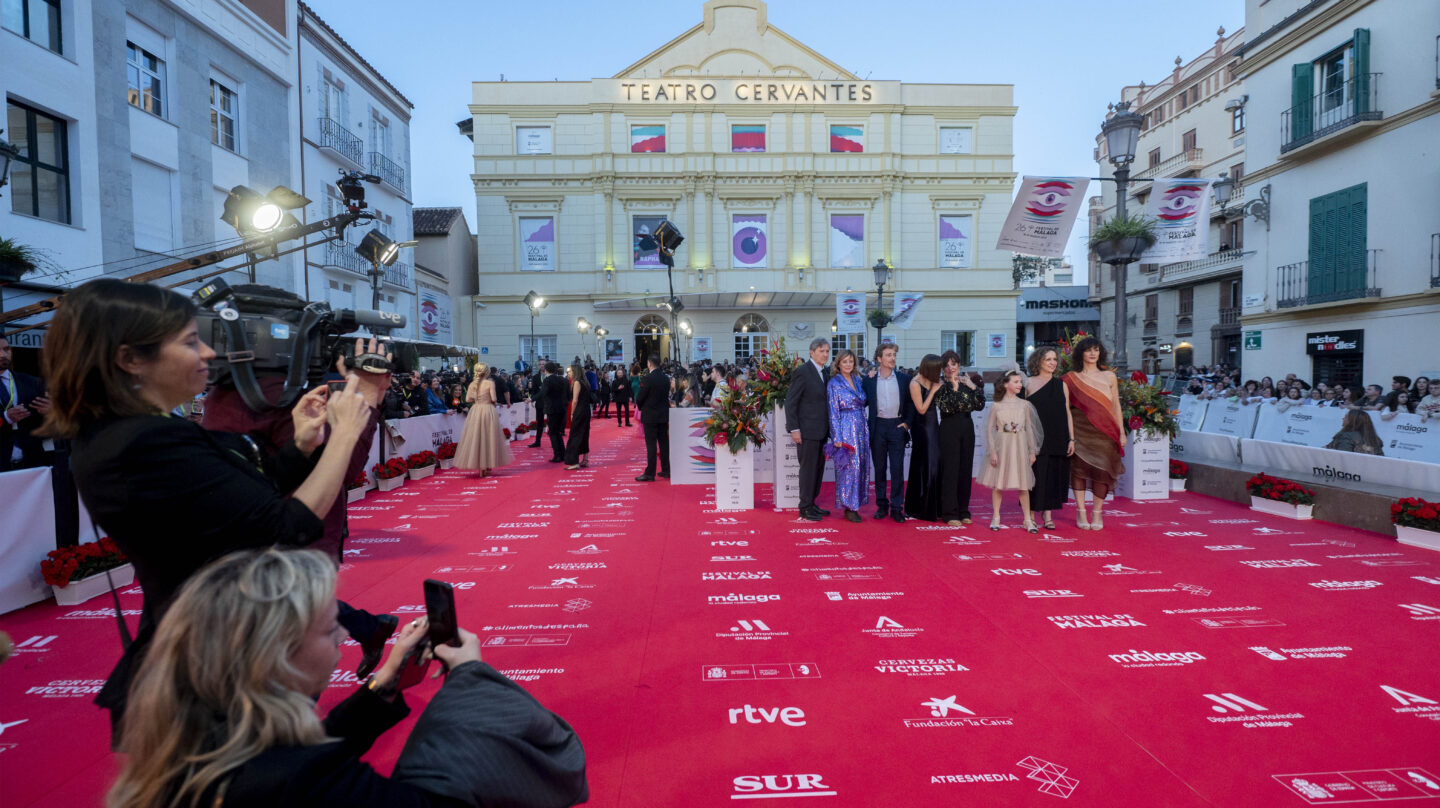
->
[1117, 429, 1170, 500]
[715, 445, 755, 510]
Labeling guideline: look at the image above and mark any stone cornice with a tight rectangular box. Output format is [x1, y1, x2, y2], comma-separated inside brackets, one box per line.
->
[467, 104, 1017, 117]
[1237, 0, 1378, 77]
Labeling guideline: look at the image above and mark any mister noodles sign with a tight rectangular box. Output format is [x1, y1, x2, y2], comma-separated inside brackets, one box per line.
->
[610, 80, 888, 104]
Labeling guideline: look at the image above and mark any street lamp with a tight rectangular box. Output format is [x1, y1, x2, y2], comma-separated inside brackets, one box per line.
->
[524, 290, 547, 365]
[1212, 172, 1271, 232]
[1099, 100, 1144, 371]
[872, 259, 891, 348]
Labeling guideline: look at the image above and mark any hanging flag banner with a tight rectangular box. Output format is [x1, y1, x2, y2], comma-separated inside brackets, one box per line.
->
[693, 337, 712, 361]
[829, 214, 865, 268]
[996, 176, 1090, 258]
[604, 338, 625, 364]
[417, 287, 452, 344]
[836, 293, 865, 335]
[938, 214, 971, 268]
[732, 214, 768, 268]
[1140, 178, 1214, 263]
[519, 217, 555, 271]
[891, 293, 924, 330]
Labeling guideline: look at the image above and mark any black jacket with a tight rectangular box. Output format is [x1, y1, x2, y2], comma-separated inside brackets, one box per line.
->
[210, 662, 587, 808]
[861, 369, 915, 435]
[401, 386, 430, 417]
[542, 374, 569, 418]
[610, 376, 632, 403]
[1, 370, 47, 469]
[783, 361, 830, 441]
[635, 368, 670, 424]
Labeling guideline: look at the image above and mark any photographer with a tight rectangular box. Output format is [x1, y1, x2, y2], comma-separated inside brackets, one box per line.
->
[108, 548, 588, 808]
[39, 279, 387, 741]
[401, 372, 431, 417]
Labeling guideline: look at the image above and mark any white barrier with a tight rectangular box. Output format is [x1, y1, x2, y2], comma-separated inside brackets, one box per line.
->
[754, 412, 775, 484]
[1169, 430, 1242, 466]
[715, 445, 755, 510]
[1241, 439, 1440, 494]
[772, 405, 801, 508]
[1176, 396, 1206, 432]
[1199, 401, 1262, 438]
[0, 468, 58, 613]
[669, 408, 716, 485]
[1252, 406, 1440, 464]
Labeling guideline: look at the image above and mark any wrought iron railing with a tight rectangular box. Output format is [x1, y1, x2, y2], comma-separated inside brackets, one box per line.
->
[1218, 306, 1240, 326]
[382, 261, 412, 289]
[324, 240, 367, 276]
[317, 118, 363, 165]
[367, 151, 407, 195]
[1280, 73, 1381, 153]
[1160, 249, 1248, 282]
[1276, 250, 1381, 308]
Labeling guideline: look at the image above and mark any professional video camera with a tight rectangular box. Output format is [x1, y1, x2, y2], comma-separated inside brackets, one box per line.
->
[192, 278, 406, 412]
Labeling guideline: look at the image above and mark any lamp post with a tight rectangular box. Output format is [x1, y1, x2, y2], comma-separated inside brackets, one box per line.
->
[523, 290, 547, 365]
[872, 259, 891, 349]
[1212, 172, 1271, 232]
[1099, 100, 1144, 371]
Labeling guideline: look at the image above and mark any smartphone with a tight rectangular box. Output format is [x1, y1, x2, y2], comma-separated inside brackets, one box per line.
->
[326, 379, 348, 397]
[423, 579, 461, 648]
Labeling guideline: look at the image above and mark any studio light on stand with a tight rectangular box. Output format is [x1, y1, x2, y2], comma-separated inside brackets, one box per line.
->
[524, 290, 547, 365]
[220, 185, 310, 274]
[356, 228, 414, 313]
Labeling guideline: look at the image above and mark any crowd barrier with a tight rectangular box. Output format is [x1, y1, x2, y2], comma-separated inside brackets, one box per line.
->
[363, 404, 534, 473]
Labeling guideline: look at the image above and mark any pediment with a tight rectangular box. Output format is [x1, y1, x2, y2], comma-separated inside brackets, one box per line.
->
[614, 0, 856, 81]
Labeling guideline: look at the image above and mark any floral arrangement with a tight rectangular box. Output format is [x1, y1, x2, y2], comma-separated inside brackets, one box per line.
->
[1053, 328, 1091, 375]
[503, 427, 513, 438]
[747, 335, 800, 413]
[41, 537, 128, 587]
[516, 424, 529, 436]
[346, 472, 370, 490]
[703, 388, 768, 455]
[1392, 497, 1440, 533]
[436, 441, 457, 460]
[1169, 459, 1189, 480]
[1119, 371, 1181, 439]
[1246, 472, 1315, 506]
[406, 450, 438, 469]
[373, 457, 409, 480]
[529, 420, 539, 429]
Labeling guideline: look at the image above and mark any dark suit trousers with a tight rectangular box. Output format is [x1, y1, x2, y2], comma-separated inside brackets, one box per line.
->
[643, 422, 669, 476]
[532, 406, 546, 443]
[615, 399, 631, 426]
[797, 438, 826, 511]
[871, 417, 908, 512]
[548, 416, 566, 459]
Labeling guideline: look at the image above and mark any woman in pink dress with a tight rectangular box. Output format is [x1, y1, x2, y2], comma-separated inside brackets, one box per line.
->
[454, 364, 513, 477]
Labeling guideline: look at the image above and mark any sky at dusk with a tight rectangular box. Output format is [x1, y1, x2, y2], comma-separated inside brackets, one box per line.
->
[305, 0, 1245, 280]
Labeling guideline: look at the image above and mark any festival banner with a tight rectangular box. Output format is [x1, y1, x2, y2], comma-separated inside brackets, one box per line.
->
[1252, 406, 1440, 464]
[1242, 439, 1440, 493]
[938, 214, 972, 268]
[835, 292, 865, 335]
[732, 214, 768, 268]
[829, 214, 865, 268]
[633, 216, 666, 269]
[693, 337, 712, 361]
[829, 125, 863, 153]
[995, 176, 1090, 258]
[519, 217, 554, 271]
[669, 408, 716, 485]
[891, 293, 924, 330]
[604, 339, 624, 364]
[631, 124, 666, 153]
[731, 124, 765, 152]
[417, 287, 452, 344]
[1139, 178, 1214, 263]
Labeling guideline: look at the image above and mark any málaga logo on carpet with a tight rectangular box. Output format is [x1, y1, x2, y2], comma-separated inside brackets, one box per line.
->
[1240, 559, 1320, 568]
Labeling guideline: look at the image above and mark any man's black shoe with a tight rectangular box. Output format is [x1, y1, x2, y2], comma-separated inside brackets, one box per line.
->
[635, 474, 656, 482]
[549, 457, 564, 463]
[658, 471, 671, 478]
[873, 507, 889, 519]
[356, 613, 399, 680]
[892, 511, 907, 524]
[800, 507, 823, 521]
[527, 442, 542, 448]
[814, 507, 831, 516]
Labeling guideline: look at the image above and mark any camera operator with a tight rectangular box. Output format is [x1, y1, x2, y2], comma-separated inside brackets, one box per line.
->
[381, 375, 407, 420]
[108, 548, 588, 808]
[39, 279, 388, 743]
[400, 372, 431, 417]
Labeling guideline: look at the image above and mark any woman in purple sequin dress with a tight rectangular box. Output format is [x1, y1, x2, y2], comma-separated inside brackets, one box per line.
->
[826, 350, 871, 523]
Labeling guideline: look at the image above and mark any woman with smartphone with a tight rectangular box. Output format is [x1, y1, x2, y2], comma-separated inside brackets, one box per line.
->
[108, 548, 589, 808]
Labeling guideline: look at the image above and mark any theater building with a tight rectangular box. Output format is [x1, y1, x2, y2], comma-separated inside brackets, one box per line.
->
[460, 0, 1018, 368]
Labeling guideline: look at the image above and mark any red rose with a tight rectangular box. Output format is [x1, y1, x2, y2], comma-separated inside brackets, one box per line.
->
[715, 432, 728, 445]
[1128, 416, 1143, 430]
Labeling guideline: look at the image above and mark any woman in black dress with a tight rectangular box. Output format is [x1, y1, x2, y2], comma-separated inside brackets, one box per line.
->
[904, 354, 943, 521]
[564, 361, 594, 469]
[1022, 346, 1075, 530]
[934, 350, 986, 526]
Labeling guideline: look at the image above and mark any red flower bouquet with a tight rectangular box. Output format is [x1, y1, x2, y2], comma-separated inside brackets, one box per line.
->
[1392, 497, 1440, 533]
[1245, 472, 1315, 506]
[1169, 460, 1189, 480]
[346, 472, 370, 490]
[436, 442, 457, 460]
[41, 537, 128, 587]
[406, 450, 438, 469]
[373, 457, 409, 479]
[503, 428, 512, 438]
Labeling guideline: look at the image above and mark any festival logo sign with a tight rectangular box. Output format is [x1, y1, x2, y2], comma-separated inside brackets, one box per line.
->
[732, 214, 768, 267]
[829, 214, 865, 268]
[1140, 178, 1214, 263]
[632, 215, 667, 268]
[890, 293, 924, 330]
[835, 291, 865, 334]
[731, 124, 766, 152]
[630, 124, 666, 153]
[520, 216, 555, 271]
[938, 214, 971, 268]
[996, 177, 1090, 258]
[829, 124, 863, 152]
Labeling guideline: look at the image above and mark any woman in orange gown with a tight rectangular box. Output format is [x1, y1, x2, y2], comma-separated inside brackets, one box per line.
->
[1062, 337, 1126, 531]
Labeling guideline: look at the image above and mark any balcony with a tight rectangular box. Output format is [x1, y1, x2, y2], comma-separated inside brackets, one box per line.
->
[1158, 249, 1249, 284]
[324, 240, 367, 277]
[1218, 306, 1240, 326]
[317, 118, 363, 166]
[368, 151, 407, 196]
[1133, 148, 1204, 181]
[1276, 250, 1381, 308]
[1281, 73, 1381, 153]
[381, 261, 412, 289]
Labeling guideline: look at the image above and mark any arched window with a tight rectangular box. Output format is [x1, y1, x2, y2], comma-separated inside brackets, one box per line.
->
[830, 319, 865, 357]
[733, 314, 769, 360]
[634, 313, 670, 335]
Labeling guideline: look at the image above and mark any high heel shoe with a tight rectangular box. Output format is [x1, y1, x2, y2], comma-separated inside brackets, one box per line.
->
[1024, 519, 1038, 534]
[989, 515, 1001, 532]
[1091, 512, 1104, 531]
[1076, 511, 1091, 530]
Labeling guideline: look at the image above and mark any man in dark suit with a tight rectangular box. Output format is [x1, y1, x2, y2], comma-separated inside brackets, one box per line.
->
[542, 362, 569, 461]
[861, 342, 913, 522]
[0, 334, 50, 469]
[784, 338, 831, 520]
[634, 354, 670, 481]
[527, 366, 547, 447]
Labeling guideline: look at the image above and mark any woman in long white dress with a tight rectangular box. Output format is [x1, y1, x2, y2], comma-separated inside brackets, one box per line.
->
[454, 364, 514, 477]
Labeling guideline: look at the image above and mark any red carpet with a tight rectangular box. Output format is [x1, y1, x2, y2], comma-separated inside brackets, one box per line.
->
[3, 416, 1440, 806]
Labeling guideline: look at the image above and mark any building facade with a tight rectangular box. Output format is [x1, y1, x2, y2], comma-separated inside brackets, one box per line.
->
[1091, 26, 1247, 375]
[462, 0, 1017, 369]
[413, 206, 477, 350]
[1234, 0, 1440, 389]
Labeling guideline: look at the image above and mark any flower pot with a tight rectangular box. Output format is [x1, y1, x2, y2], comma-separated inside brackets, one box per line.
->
[440, 458, 455, 470]
[1170, 478, 1187, 492]
[408, 465, 436, 481]
[1395, 524, 1440, 552]
[347, 487, 366, 504]
[1250, 495, 1313, 520]
[52, 563, 135, 606]
[377, 475, 405, 492]
[1092, 236, 1150, 266]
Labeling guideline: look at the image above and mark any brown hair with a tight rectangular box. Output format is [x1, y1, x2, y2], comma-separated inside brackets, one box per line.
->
[940, 349, 963, 371]
[1069, 336, 1110, 373]
[993, 369, 1024, 402]
[915, 354, 942, 384]
[873, 342, 897, 362]
[1025, 345, 1059, 378]
[40, 279, 198, 438]
[833, 349, 858, 378]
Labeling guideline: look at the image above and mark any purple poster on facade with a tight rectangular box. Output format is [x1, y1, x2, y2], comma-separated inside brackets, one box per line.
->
[732, 214, 768, 268]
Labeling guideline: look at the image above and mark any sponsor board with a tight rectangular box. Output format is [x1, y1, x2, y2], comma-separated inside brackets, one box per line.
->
[931, 757, 1078, 798]
[709, 593, 782, 605]
[728, 704, 807, 726]
[720, 619, 790, 641]
[704, 571, 774, 581]
[864, 616, 924, 638]
[1109, 649, 1206, 668]
[730, 774, 836, 800]
[1274, 768, 1440, 803]
[703, 663, 821, 682]
[567, 544, 609, 555]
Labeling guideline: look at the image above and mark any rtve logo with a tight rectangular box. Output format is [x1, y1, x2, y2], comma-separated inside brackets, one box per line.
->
[728, 704, 807, 726]
[991, 568, 1040, 576]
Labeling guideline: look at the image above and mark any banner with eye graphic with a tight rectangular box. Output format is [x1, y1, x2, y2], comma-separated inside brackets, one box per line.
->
[996, 176, 1090, 258]
[1139, 178, 1214, 263]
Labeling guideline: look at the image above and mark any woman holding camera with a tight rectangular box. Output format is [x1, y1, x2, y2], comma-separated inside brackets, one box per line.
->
[40, 279, 386, 739]
[108, 548, 588, 808]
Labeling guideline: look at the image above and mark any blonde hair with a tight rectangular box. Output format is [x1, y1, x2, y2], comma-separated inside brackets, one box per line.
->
[107, 549, 338, 808]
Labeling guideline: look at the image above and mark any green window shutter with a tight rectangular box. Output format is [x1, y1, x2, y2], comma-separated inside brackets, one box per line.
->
[1307, 184, 1368, 303]
[1342, 183, 1368, 293]
[1353, 28, 1371, 115]
[1309, 194, 1334, 299]
[1291, 63, 1314, 143]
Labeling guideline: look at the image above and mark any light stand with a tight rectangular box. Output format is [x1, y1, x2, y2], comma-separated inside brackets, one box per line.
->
[1099, 100, 1145, 371]
[524, 290, 547, 365]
